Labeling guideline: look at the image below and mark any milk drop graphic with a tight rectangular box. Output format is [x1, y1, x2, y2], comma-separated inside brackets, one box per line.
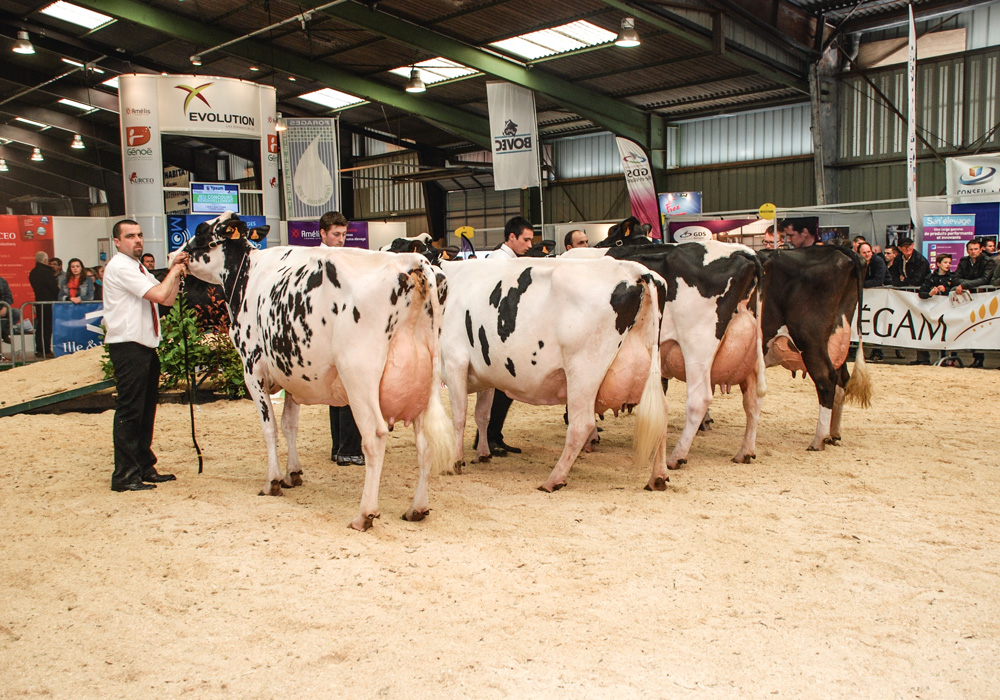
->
[293, 135, 334, 206]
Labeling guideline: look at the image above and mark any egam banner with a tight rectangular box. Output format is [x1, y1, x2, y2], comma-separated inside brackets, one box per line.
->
[616, 137, 660, 237]
[854, 288, 1000, 350]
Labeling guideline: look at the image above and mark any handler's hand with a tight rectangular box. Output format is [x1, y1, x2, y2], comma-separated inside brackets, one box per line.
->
[170, 251, 190, 269]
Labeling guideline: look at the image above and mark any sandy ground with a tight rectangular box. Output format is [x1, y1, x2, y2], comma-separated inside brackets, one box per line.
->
[1, 359, 998, 699]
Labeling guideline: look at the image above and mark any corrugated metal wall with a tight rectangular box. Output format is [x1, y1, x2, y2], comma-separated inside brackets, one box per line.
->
[664, 157, 816, 211]
[839, 159, 947, 204]
[840, 47, 1000, 161]
[677, 104, 813, 166]
[352, 151, 425, 219]
[863, 4, 1000, 51]
[545, 178, 629, 222]
[446, 188, 522, 234]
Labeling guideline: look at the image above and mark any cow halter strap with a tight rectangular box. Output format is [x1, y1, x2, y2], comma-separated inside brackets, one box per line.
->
[140, 262, 159, 335]
[223, 250, 250, 320]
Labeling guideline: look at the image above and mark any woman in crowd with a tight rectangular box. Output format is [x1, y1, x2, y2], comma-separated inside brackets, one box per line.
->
[58, 257, 95, 303]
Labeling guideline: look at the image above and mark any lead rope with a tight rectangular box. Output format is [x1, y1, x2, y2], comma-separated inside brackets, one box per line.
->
[179, 275, 204, 474]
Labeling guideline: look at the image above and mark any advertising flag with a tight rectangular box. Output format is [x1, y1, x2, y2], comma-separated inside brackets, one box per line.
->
[279, 117, 340, 220]
[907, 4, 918, 228]
[487, 82, 540, 191]
[616, 137, 660, 238]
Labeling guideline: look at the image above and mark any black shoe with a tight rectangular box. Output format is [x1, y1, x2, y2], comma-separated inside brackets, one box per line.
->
[493, 440, 521, 454]
[336, 455, 365, 466]
[142, 470, 176, 483]
[487, 441, 508, 457]
[970, 360, 984, 368]
[112, 482, 156, 492]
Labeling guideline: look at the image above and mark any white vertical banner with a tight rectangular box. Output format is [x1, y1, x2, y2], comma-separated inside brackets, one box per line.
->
[907, 3, 918, 228]
[615, 137, 660, 237]
[487, 82, 540, 191]
[279, 117, 340, 220]
[119, 76, 163, 218]
[259, 91, 280, 244]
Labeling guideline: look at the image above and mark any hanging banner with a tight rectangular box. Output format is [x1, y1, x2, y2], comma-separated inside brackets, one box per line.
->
[616, 137, 660, 237]
[287, 220, 369, 249]
[279, 117, 340, 220]
[906, 4, 918, 228]
[53, 302, 104, 357]
[855, 288, 1000, 351]
[486, 82, 540, 191]
[946, 155, 1000, 198]
[0, 215, 55, 305]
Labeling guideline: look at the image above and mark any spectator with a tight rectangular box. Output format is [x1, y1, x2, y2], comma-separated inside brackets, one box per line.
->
[982, 237, 997, 258]
[762, 225, 785, 250]
[141, 253, 156, 271]
[918, 254, 955, 299]
[88, 267, 102, 302]
[852, 235, 867, 252]
[564, 229, 589, 251]
[49, 257, 64, 279]
[883, 245, 898, 269]
[952, 239, 995, 368]
[888, 237, 929, 288]
[58, 258, 95, 303]
[0, 273, 15, 346]
[859, 243, 889, 288]
[780, 218, 817, 248]
[873, 244, 884, 258]
[29, 251, 59, 358]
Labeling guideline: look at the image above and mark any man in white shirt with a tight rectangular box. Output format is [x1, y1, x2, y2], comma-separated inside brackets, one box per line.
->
[318, 211, 364, 466]
[104, 219, 188, 492]
[483, 216, 535, 456]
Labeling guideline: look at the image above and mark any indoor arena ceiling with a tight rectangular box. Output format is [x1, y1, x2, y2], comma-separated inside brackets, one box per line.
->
[0, 0, 990, 210]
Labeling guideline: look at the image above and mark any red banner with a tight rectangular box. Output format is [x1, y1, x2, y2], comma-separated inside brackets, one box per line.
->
[0, 215, 56, 308]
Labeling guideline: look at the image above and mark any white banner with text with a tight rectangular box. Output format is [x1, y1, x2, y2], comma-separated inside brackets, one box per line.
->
[854, 288, 1000, 350]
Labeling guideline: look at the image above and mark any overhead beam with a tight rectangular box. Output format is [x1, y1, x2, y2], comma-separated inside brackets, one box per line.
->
[600, 0, 809, 94]
[0, 104, 120, 147]
[71, 0, 492, 149]
[0, 143, 122, 192]
[0, 65, 120, 113]
[837, 0, 998, 34]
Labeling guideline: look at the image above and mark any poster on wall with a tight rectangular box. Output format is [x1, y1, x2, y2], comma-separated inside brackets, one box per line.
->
[279, 117, 340, 220]
[287, 220, 369, 249]
[658, 192, 702, 238]
[922, 214, 974, 269]
[166, 214, 267, 253]
[0, 215, 55, 305]
[667, 219, 756, 243]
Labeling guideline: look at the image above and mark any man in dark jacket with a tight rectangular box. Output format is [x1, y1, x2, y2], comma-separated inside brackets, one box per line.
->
[858, 242, 889, 287]
[952, 239, 995, 367]
[28, 251, 59, 358]
[888, 237, 930, 288]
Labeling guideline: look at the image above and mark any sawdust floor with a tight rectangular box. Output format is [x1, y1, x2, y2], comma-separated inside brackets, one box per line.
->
[1, 360, 998, 699]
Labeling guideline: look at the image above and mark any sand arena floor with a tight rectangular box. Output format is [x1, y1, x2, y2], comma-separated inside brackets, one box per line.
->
[1, 352, 998, 699]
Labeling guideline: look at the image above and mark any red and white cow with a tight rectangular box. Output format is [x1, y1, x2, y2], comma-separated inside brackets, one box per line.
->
[439, 256, 667, 492]
[176, 212, 452, 531]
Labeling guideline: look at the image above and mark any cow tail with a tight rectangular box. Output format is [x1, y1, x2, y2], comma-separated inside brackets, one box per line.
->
[632, 273, 668, 469]
[415, 264, 453, 475]
[747, 251, 768, 398]
[844, 250, 872, 408]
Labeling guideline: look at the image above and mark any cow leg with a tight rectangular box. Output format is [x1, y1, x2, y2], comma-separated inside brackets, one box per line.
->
[248, 378, 284, 497]
[471, 389, 494, 463]
[806, 351, 839, 451]
[644, 428, 670, 491]
[350, 402, 389, 532]
[404, 411, 434, 522]
[539, 390, 595, 492]
[667, 364, 713, 469]
[732, 371, 761, 464]
[280, 394, 303, 487]
[442, 360, 470, 474]
[829, 383, 846, 445]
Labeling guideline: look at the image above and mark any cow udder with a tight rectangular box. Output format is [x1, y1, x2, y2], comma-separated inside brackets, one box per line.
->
[379, 335, 433, 426]
[595, 333, 652, 414]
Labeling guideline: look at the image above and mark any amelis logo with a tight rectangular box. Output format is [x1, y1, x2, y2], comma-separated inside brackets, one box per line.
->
[176, 83, 213, 112]
[127, 127, 151, 146]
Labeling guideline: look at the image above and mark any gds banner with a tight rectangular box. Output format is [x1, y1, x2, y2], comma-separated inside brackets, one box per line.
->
[616, 137, 659, 237]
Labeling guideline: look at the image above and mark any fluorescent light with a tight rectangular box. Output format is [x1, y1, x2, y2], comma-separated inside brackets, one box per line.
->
[101, 76, 119, 90]
[15, 117, 50, 129]
[58, 98, 93, 111]
[389, 57, 478, 85]
[39, 1, 114, 30]
[490, 20, 616, 60]
[190, 55, 202, 66]
[61, 57, 84, 67]
[297, 88, 365, 110]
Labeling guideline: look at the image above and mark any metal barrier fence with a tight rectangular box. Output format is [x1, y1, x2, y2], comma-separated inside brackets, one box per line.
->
[0, 300, 104, 368]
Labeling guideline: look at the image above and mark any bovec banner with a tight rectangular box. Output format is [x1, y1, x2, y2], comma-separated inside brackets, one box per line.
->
[487, 82, 540, 191]
[615, 137, 660, 236]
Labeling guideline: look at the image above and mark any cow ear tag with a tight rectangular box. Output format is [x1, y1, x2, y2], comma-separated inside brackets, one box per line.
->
[229, 228, 241, 239]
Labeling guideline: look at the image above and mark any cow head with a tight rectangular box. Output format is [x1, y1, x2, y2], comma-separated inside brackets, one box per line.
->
[173, 211, 269, 285]
[596, 216, 653, 248]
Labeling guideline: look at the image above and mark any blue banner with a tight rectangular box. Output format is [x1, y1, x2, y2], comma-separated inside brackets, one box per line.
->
[53, 302, 104, 357]
[167, 214, 267, 252]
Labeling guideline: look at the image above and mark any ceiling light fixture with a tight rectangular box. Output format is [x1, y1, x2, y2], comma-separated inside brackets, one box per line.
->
[405, 67, 426, 93]
[0, 159, 8, 172]
[71, 134, 85, 149]
[13, 30, 35, 55]
[615, 17, 640, 48]
[190, 54, 202, 66]
[31, 147, 44, 162]
[275, 112, 287, 132]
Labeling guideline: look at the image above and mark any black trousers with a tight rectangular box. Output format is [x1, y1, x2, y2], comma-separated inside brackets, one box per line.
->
[33, 303, 53, 357]
[487, 390, 514, 443]
[329, 405, 362, 458]
[109, 342, 160, 488]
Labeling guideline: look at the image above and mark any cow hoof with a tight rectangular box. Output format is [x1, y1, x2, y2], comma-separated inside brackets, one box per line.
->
[645, 476, 669, 491]
[667, 459, 686, 471]
[258, 480, 283, 496]
[537, 482, 566, 493]
[452, 461, 465, 475]
[349, 512, 380, 532]
[289, 471, 303, 487]
[806, 444, 824, 452]
[825, 437, 841, 446]
[402, 508, 430, 522]
[733, 454, 756, 464]
[471, 454, 492, 464]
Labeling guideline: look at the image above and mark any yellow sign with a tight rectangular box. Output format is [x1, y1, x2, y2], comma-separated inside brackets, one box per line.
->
[455, 225, 475, 239]
[758, 203, 776, 220]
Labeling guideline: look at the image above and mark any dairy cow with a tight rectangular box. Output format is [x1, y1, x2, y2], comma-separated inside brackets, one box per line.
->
[759, 245, 872, 449]
[176, 212, 452, 531]
[439, 257, 668, 492]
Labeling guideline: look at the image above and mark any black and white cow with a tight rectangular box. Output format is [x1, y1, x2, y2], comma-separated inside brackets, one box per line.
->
[604, 241, 767, 482]
[759, 245, 872, 450]
[439, 256, 668, 492]
[176, 212, 452, 531]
